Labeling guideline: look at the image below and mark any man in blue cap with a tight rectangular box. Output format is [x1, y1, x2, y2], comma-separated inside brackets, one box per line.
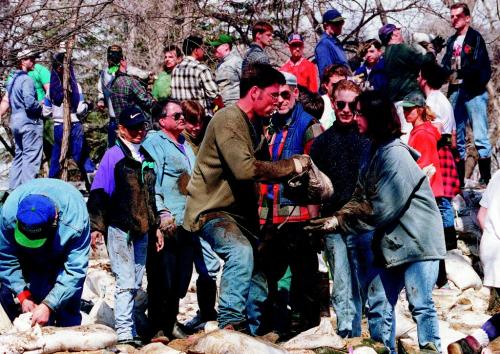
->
[315, 8, 349, 80]
[0, 178, 90, 327]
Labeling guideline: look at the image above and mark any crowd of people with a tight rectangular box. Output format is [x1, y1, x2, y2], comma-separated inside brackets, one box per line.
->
[0, 3, 498, 354]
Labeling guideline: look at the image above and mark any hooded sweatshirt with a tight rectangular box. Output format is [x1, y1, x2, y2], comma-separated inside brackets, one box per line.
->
[408, 121, 444, 197]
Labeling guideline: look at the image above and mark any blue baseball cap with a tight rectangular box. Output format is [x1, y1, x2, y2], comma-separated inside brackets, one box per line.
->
[15, 194, 57, 248]
[287, 33, 304, 44]
[119, 106, 146, 128]
[322, 8, 345, 24]
[378, 24, 400, 45]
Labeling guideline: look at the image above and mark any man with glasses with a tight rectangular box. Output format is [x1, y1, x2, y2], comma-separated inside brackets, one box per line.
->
[281, 34, 318, 93]
[142, 100, 196, 342]
[258, 71, 323, 335]
[442, 2, 492, 186]
[183, 64, 312, 335]
[3, 49, 43, 190]
[310, 80, 386, 339]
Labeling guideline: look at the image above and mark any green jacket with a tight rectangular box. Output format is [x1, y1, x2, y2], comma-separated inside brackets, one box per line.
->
[152, 71, 172, 100]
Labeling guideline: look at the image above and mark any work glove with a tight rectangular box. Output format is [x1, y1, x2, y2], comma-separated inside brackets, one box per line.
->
[292, 154, 311, 174]
[304, 216, 339, 233]
[159, 210, 176, 237]
[431, 36, 446, 54]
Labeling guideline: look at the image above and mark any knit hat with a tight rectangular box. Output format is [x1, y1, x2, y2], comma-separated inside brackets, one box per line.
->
[15, 194, 57, 248]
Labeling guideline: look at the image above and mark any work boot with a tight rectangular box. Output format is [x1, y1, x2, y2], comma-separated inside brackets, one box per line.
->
[447, 336, 482, 354]
[456, 159, 465, 188]
[478, 157, 491, 185]
[318, 271, 331, 318]
[196, 276, 218, 321]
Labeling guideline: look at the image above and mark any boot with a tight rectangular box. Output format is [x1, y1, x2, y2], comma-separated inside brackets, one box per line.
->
[444, 226, 457, 250]
[197, 276, 218, 321]
[456, 159, 465, 189]
[318, 271, 331, 318]
[478, 157, 491, 185]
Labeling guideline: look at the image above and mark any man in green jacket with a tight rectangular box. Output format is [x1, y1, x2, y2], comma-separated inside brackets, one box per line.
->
[152, 45, 183, 101]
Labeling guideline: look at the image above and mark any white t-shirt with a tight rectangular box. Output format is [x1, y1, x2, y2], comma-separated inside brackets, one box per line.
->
[426, 90, 456, 134]
[479, 170, 500, 287]
[320, 94, 336, 130]
[450, 35, 465, 85]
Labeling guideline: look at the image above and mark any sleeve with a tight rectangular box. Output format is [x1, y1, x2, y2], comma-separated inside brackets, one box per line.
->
[142, 138, 169, 213]
[480, 171, 500, 209]
[200, 67, 220, 100]
[22, 77, 42, 117]
[0, 223, 28, 297]
[131, 79, 155, 111]
[97, 71, 105, 102]
[303, 121, 324, 155]
[410, 132, 436, 170]
[461, 34, 491, 89]
[315, 42, 331, 80]
[43, 224, 90, 311]
[76, 84, 88, 116]
[42, 91, 53, 119]
[38, 65, 51, 86]
[337, 148, 426, 233]
[308, 64, 319, 93]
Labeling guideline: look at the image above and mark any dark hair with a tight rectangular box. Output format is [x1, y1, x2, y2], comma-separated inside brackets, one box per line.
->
[252, 21, 273, 40]
[164, 44, 182, 57]
[240, 63, 285, 98]
[152, 99, 181, 122]
[181, 100, 205, 124]
[298, 85, 324, 119]
[420, 62, 450, 90]
[321, 64, 350, 86]
[182, 36, 203, 56]
[358, 90, 401, 143]
[359, 39, 382, 57]
[450, 2, 470, 16]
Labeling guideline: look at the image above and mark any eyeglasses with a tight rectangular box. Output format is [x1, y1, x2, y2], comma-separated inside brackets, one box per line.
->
[279, 91, 292, 100]
[265, 90, 280, 101]
[335, 100, 358, 112]
[161, 112, 184, 120]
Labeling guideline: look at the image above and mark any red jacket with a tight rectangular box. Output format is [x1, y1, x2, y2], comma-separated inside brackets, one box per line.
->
[408, 121, 444, 197]
[281, 57, 319, 93]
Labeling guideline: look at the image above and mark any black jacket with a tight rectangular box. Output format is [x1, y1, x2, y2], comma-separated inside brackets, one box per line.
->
[442, 27, 491, 97]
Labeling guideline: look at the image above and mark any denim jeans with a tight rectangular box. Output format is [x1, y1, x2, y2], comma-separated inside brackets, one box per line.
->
[9, 117, 43, 190]
[107, 225, 148, 341]
[199, 214, 267, 335]
[449, 90, 491, 160]
[379, 260, 441, 353]
[194, 237, 221, 281]
[436, 197, 454, 229]
[49, 122, 95, 178]
[325, 231, 387, 339]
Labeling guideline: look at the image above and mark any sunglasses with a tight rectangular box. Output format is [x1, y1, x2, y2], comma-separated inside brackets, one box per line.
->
[161, 112, 184, 121]
[279, 91, 292, 100]
[335, 100, 358, 112]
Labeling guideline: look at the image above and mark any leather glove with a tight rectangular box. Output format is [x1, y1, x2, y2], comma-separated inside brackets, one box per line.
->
[304, 216, 339, 233]
[292, 154, 311, 174]
[431, 36, 446, 54]
[159, 210, 176, 237]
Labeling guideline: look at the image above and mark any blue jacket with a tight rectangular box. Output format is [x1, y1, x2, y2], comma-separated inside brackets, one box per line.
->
[354, 57, 388, 92]
[315, 33, 348, 79]
[142, 130, 196, 225]
[6, 71, 42, 123]
[0, 178, 90, 311]
[336, 139, 446, 268]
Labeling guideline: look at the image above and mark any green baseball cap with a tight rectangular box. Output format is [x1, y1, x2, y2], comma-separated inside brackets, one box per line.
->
[207, 34, 235, 47]
[401, 91, 426, 108]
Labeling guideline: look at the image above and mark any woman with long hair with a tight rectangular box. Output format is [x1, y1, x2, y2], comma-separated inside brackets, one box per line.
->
[307, 90, 445, 353]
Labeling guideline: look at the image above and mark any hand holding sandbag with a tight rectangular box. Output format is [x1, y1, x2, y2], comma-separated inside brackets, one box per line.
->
[285, 158, 334, 203]
[304, 216, 339, 233]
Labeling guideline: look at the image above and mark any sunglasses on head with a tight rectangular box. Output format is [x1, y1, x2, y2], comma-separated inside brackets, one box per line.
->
[335, 100, 358, 112]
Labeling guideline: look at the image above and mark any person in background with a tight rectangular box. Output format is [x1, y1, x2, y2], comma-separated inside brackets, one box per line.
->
[280, 33, 318, 93]
[441, 2, 492, 186]
[208, 34, 242, 106]
[181, 100, 207, 155]
[5, 49, 43, 191]
[308, 90, 445, 353]
[242, 21, 273, 71]
[42, 53, 95, 180]
[87, 106, 162, 347]
[152, 45, 183, 101]
[318, 64, 349, 129]
[0, 178, 90, 327]
[142, 100, 196, 342]
[315, 8, 349, 79]
[354, 39, 387, 92]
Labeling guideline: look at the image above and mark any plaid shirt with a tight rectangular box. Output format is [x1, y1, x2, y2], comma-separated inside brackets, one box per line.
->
[259, 115, 323, 225]
[171, 56, 219, 111]
[110, 71, 155, 119]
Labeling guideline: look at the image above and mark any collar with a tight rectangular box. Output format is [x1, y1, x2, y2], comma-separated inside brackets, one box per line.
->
[285, 57, 304, 67]
[185, 56, 199, 63]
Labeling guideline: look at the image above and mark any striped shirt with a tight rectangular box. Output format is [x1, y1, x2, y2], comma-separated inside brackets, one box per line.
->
[171, 56, 219, 111]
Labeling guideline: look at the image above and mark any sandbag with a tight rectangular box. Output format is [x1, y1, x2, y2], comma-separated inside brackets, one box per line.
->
[285, 160, 334, 204]
[139, 342, 182, 354]
[283, 317, 345, 350]
[445, 250, 482, 291]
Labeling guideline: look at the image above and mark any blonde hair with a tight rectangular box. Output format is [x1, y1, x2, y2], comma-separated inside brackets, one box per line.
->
[417, 106, 437, 122]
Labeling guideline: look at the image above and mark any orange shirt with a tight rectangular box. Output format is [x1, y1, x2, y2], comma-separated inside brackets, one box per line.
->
[281, 57, 319, 93]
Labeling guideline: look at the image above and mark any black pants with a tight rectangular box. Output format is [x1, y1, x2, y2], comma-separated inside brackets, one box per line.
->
[146, 227, 194, 337]
[258, 222, 320, 334]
